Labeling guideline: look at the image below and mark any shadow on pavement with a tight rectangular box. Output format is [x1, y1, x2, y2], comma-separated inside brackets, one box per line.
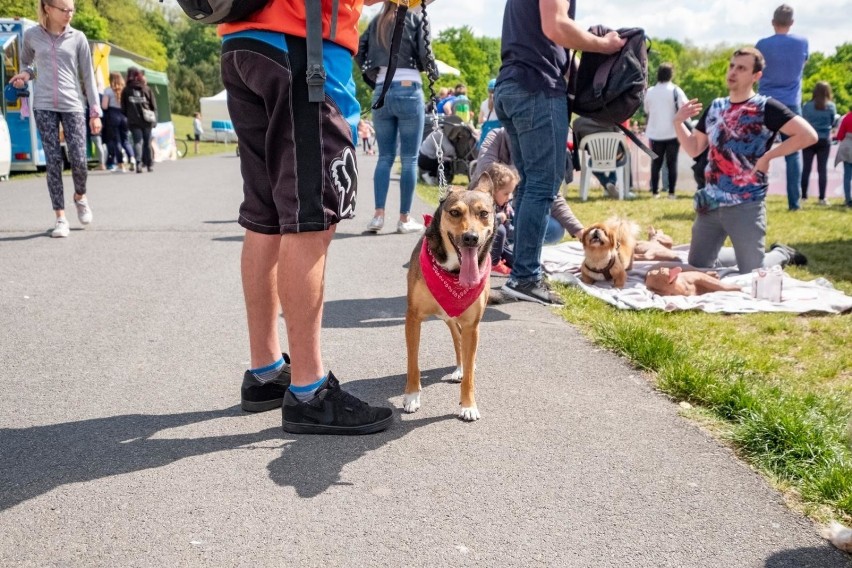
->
[322, 296, 512, 329]
[267, 367, 458, 498]
[0, 232, 49, 242]
[0, 406, 278, 511]
[764, 545, 851, 567]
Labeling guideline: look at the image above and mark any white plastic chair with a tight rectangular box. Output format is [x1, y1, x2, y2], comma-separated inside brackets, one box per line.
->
[577, 132, 631, 201]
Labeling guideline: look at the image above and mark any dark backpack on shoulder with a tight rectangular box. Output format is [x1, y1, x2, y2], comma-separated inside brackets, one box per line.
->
[569, 26, 656, 158]
[168, 0, 269, 23]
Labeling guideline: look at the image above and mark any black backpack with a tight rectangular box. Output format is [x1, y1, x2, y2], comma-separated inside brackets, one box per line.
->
[569, 26, 656, 158]
[169, 0, 269, 23]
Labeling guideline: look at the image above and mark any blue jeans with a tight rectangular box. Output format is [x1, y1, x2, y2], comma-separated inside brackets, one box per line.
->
[370, 82, 424, 214]
[782, 103, 802, 210]
[844, 162, 852, 205]
[494, 80, 568, 283]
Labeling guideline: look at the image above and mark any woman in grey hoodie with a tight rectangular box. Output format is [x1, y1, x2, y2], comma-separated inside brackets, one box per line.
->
[9, 0, 102, 238]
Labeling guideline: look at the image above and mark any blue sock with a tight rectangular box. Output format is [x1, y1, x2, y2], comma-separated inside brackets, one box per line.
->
[250, 357, 285, 384]
[289, 376, 327, 402]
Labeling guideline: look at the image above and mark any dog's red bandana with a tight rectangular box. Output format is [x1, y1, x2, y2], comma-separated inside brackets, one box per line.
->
[419, 239, 489, 318]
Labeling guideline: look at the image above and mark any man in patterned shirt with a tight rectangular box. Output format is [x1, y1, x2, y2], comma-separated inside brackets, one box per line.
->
[672, 47, 816, 274]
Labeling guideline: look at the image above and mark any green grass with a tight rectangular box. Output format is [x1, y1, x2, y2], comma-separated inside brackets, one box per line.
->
[417, 181, 852, 522]
[171, 113, 239, 159]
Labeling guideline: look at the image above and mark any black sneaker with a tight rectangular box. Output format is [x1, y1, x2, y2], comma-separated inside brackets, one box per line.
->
[501, 278, 564, 306]
[770, 243, 808, 266]
[241, 353, 291, 412]
[282, 372, 393, 435]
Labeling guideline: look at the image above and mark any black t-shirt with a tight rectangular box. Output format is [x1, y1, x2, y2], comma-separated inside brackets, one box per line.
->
[497, 0, 570, 97]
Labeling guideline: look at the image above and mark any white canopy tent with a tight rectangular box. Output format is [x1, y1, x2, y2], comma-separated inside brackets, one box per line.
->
[198, 90, 231, 142]
[434, 59, 461, 76]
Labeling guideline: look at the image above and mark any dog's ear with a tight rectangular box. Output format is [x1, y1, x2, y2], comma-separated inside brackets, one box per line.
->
[472, 172, 494, 195]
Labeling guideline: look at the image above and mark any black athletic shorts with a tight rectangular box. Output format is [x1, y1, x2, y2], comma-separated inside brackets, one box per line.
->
[221, 36, 357, 234]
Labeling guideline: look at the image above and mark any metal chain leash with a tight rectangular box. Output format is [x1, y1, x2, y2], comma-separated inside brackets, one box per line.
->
[419, 1, 449, 201]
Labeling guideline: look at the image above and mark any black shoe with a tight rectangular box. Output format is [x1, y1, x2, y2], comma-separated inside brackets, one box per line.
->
[241, 353, 291, 412]
[282, 372, 393, 435]
[770, 243, 808, 266]
[501, 278, 564, 306]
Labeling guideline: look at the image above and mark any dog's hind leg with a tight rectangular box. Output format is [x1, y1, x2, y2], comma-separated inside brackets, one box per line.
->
[458, 323, 480, 421]
[403, 310, 423, 413]
[446, 320, 463, 382]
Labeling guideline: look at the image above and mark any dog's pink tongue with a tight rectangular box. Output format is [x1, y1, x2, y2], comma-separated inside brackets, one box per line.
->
[668, 266, 683, 283]
[458, 247, 482, 288]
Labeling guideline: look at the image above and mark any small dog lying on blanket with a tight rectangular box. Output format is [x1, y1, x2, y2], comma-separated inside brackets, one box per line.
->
[580, 217, 638, 288]
[645, 265, 742, 296]
[634, 226, 680, 261]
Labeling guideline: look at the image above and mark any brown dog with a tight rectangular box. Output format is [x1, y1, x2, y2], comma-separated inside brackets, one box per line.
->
[634, 226, 681, 261]
[579, 217, 638, 288]
[403, 179, 496, 421]
[645, 265, 742, 296]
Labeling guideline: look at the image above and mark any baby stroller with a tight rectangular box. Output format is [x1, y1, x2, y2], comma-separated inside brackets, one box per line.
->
[419, 115, 479, 183]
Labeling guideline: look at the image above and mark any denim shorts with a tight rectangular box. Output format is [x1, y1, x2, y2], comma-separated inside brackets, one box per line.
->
[221, 36, 357, 234]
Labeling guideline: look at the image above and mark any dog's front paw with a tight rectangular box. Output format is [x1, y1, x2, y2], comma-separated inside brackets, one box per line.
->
[402, 392, 421, 413]
[458, 405, 480, 421]
[449, 366, 463, 382]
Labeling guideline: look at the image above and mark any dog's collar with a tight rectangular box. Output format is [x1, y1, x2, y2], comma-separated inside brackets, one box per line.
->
[419, 239, 488, 318]
[583, 255, 616, 280]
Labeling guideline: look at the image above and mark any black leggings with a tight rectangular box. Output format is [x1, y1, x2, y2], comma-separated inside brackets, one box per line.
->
[801, 138, 831, 199]
[650, 138, 680, 194]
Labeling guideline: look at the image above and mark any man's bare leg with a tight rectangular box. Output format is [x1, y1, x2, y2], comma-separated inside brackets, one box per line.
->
[278, 227, 335, 387]
[242, 230, 282, 368]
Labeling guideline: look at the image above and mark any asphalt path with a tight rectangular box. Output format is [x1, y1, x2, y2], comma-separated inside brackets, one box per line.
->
[0, 153, 849, 567]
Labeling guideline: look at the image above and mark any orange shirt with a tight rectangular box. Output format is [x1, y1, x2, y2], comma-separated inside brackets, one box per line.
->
[218, 0, 365, 54]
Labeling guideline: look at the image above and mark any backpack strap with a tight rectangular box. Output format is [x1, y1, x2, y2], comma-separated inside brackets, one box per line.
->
[371, 4, 409, 110]
[305, 0, 326, 103]
[616, 122, 658, 160]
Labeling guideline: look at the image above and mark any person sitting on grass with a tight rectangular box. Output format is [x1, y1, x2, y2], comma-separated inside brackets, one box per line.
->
[470, 127, 584, 255]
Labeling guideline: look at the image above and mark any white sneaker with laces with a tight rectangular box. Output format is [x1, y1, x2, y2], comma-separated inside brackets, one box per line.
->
[817, 198, 829, 206]
[366, 216, 384, 233]
[397, 219, 424, 234]
[51, 217, 70, 238]
[74, 197, 93, 225]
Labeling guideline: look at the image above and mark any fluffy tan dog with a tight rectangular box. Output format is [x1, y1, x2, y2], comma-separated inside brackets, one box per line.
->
[823, 522, 852, 553]
[579, 217, 638, 288]
[645, 266, 742, 296]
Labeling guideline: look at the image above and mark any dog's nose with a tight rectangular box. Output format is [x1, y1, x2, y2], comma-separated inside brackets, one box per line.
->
[461, 232, 479, 247]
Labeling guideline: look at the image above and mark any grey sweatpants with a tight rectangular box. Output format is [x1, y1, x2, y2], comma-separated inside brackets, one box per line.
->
[688, 200, 788, 274]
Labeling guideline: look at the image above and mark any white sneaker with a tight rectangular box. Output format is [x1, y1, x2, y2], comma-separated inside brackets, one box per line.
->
[51, 217, 70, 238]
[366, 216, 384, 233]
[667, 194, 677, 200]
[817, 198, 829, 206]
[74, 197, 93, 225]
[397, 219, 424, 234]
[420, 172, 437, 185]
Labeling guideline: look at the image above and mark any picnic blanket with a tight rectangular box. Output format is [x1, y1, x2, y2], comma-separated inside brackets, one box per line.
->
[540, 241, 852, 314]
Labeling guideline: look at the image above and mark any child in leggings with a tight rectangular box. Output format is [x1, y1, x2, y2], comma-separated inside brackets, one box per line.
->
[10, 0, 102, 238]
